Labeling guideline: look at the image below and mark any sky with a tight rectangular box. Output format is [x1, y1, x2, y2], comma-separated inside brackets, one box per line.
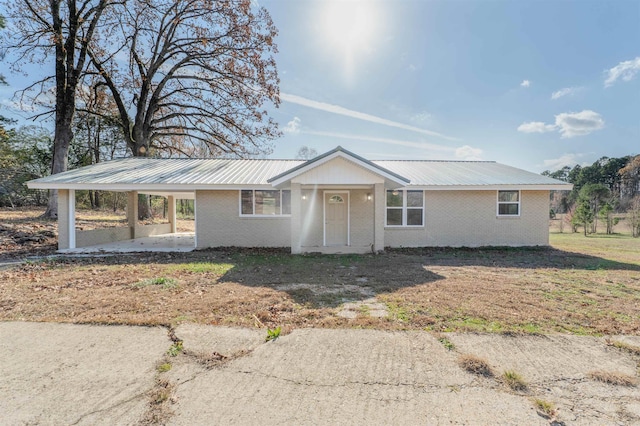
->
[1, 0, 639, 173]
[263, 0, 639, 172]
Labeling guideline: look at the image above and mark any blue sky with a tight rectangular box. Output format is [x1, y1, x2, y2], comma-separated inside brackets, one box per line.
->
[265, 0, 639, 172]
[1, 0, 638, 173]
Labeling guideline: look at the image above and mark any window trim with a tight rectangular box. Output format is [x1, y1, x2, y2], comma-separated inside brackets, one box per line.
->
[385, 189, 425, 228]
[497, 190, 521, 217]
[239, 189, 291, 217]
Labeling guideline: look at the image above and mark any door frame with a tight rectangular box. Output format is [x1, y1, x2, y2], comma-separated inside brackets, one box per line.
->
[323, 190, 350, 246]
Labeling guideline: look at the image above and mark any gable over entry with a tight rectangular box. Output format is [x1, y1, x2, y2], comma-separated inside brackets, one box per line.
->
[28, 146, 572, 254]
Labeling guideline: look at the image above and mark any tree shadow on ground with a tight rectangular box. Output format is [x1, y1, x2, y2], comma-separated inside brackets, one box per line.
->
[386, 246, 640, 272]
[216, 249, 445, 308]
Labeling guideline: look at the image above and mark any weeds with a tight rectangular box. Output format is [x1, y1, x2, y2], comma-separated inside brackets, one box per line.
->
[501, 370, 528, 391]
[157, 362, 172, 373]
[150, 379, 173, 404]
[433, 333, 455, 351]
[533, 398, 557, 419]
[588, 370, 637, 386]
[136, 277, 179, 289]
[457, 354, 494, 377]
[606, 339, 640, 356]
[266, 326, 281, 342]
[167, 341, 183, 357]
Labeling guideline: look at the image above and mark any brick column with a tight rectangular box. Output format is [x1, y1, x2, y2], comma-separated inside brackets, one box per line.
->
[290, 183, 301, 254]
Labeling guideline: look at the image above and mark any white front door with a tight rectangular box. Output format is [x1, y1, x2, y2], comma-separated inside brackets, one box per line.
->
[325, 192, 349, 246]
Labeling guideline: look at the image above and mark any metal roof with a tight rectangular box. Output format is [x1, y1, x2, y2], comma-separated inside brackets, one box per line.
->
[28, 155, 572, 191]
[372, 160, 568, 187]
[29, 158, 305, 187]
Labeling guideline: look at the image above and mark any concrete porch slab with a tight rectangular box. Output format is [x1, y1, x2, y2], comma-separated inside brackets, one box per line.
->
[59, 232, 195, 254]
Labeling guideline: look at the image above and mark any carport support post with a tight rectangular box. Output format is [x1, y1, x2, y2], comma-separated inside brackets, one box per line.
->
[373, 183, 384, 252]
[290, 183, 302, 254]
[168, 196, 177, 233]
[57, 189, 76, 250]
[127, 191, 138, 239]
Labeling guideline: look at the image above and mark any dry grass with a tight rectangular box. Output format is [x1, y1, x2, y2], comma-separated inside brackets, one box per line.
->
[140, 378, 175, 425]
[1, 208, 639, 335]
[588, 370, 637, 386]
[533, 398, 558, 419]
[606, 339, 640, 356]
[457, 354, 494, 377]
[501, 370, 528, 391]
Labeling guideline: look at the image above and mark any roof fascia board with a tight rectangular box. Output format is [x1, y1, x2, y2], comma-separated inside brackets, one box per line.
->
[26, 182, 277, 191]
[404, 184, 574, 191]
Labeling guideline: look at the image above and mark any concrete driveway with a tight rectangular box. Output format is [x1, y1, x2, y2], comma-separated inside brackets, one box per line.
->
[1, 322, 639, 425]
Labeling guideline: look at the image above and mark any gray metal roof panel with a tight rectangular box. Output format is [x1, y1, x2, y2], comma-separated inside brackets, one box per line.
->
[29, 158, 569, 188]
[29, 158, 305, 186]
[372, 160, 566, 186]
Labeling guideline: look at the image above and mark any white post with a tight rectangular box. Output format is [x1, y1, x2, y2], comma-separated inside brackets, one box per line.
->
[290, 183, 301, 254]
[68, 189, 76, 249]
[193, 193, 198, 248]
[168, 195, 177, 233]
[374, 183, 384, 252]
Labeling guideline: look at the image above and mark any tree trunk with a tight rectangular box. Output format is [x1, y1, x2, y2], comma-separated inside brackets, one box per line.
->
[43, 121, 73, 218]
[138, 193, 151, 220]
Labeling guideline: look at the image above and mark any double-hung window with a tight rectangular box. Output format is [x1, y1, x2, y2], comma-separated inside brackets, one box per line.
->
[497, 190, 520, 216]
[240, 190, 291, 216]
[386, 190, 424, 226]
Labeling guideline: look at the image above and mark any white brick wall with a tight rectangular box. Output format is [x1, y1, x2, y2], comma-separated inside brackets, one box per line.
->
[195, 189, 550, 249]
[195, 190, 291, 248]
[385, 190, 550, 247]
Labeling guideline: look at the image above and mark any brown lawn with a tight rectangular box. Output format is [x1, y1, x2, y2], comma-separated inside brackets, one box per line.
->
[1, 208, 639, 335]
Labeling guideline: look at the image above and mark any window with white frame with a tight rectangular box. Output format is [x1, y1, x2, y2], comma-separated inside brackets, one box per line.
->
[386, 190, 424, 226]
[240, 190, 291, 216]
[497, 190, 520, 216]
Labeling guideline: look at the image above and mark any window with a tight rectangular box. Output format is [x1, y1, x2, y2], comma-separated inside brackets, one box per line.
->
[240, 190, 291, 216]
[497, 190, 520, 216]
[386, 190, 424, 226]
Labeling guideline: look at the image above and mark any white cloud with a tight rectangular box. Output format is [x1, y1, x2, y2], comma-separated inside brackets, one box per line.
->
[303, 130, 455, 153]
[517, 110, 604, 138]
[455, 145, 483, 161]
[550, 86, 582, 100]
[409, 111, 432, 123]
[1, 98, 38, 112]
[520, 80, 531, 88]
[280, 92, 459, 141]
[555, 110, 604, 138]
[542, 153, 583, 170]
[517, 121, 556, 134]
[283, 116, 301, 134]
[604, 57, 640, 87]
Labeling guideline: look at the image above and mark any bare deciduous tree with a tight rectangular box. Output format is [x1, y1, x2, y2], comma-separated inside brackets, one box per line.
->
[89, 0, 280, 160]
[5, 0, 115, 217]
[295, 146, 318, 160]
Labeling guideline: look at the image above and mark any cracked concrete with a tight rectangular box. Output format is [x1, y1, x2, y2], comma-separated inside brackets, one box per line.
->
[1, 322, 639, 425]
[0, 322, 168, 425]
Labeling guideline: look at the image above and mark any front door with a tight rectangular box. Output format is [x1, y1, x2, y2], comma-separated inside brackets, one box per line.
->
[325, 192, 348, 246]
